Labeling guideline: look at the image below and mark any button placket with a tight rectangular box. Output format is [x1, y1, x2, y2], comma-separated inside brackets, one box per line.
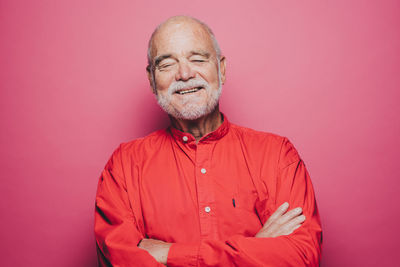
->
[195, 144, 215, 238]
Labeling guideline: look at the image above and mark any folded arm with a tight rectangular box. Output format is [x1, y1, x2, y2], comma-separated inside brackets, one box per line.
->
[95, 147, 164, 267]
[141, 158, 322, 267]
[140, 202, 307, 265]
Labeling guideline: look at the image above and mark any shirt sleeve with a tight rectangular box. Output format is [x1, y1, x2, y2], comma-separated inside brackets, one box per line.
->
[94, 146, 163, 267]
[167, 138, 322, 267]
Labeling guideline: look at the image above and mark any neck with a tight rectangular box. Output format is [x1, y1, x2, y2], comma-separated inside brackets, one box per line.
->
[170, 106, 223, 143]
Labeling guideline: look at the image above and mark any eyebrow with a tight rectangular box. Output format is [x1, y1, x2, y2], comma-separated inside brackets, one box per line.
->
[189, 50, 211, 58]
[154, 54, 172, 66]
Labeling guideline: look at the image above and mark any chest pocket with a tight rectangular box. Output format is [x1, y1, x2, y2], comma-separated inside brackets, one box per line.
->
[231, 192, 263, 237]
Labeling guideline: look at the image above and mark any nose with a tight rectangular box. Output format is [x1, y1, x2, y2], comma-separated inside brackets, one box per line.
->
[175, 61, 195, 81]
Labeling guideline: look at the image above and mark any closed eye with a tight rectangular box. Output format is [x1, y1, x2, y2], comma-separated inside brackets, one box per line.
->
[157, 62, 176, 71]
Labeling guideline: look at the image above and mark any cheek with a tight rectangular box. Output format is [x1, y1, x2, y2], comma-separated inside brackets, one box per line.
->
[155, 74, 173, 90]
[205, 64, 220, 83]
[206, 70, 220, 85]
[197, 67, 218, 84]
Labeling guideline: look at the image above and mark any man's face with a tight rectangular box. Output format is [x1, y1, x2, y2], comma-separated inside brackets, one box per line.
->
[148, 20, 226, 120]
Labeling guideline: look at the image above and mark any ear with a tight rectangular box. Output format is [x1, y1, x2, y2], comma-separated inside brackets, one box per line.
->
[219, 56, 226, 84]
[146, 65, 156, 94]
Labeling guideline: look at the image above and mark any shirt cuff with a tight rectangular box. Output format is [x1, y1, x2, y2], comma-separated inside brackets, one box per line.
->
[167, 243, 199, 267]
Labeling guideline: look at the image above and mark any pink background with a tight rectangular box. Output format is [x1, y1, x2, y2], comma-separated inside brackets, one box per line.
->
[1, 0, 399, 266]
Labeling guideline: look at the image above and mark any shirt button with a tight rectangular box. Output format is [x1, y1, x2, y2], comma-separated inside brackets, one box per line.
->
[201, 168, 206, 174]
[182, 136, 188, 142]
[205, 206, 211, 213]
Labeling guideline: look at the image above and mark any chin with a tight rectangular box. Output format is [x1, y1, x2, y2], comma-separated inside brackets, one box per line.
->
[171, 104, 210, 120]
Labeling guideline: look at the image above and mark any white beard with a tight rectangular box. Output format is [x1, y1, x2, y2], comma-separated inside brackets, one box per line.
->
[155, 71, 222, 120]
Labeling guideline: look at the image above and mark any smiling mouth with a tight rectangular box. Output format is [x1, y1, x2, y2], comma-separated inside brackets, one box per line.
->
[176, 87, 203, 95]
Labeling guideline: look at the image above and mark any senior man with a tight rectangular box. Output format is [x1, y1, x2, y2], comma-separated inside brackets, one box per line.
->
[95, 16, 322, 266]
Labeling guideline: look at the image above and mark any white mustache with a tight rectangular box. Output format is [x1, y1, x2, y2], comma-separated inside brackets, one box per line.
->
[168, 78, 209, 94]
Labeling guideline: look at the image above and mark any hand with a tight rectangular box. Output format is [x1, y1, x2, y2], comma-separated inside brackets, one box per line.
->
[138, 238, 172, 265]
[255, 202, 305, 238]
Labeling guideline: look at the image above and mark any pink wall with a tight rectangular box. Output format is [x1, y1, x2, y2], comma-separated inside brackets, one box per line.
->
[1, 1, 399, 266]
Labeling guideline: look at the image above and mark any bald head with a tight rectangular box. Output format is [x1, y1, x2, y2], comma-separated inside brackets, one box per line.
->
[147, 16, 221, 70]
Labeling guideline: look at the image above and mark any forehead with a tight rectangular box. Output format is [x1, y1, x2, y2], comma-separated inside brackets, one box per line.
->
[151, 20, 215, 59]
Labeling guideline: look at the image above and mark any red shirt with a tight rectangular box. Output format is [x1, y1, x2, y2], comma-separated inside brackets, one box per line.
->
[95, 115, 322, 266]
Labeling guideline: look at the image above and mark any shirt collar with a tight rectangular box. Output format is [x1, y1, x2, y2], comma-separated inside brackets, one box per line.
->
[168, 113, 230, 144]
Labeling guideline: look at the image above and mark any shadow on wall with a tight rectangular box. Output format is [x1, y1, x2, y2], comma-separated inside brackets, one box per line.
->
[127, 83, 170, 139]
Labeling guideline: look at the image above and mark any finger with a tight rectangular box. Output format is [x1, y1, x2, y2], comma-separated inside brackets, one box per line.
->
[256, 214, 305, 238]
[276, 207, 303, 226]
[280, 215, 306, 235]
[263, 202, 289, 229]
[280, 219, 304, 236]
[265, 208, 302, 235]
[293, 224, 301, 230]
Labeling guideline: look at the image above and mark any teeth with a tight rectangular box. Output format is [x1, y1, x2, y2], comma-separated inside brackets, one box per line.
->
[178, 87, 201, 95]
